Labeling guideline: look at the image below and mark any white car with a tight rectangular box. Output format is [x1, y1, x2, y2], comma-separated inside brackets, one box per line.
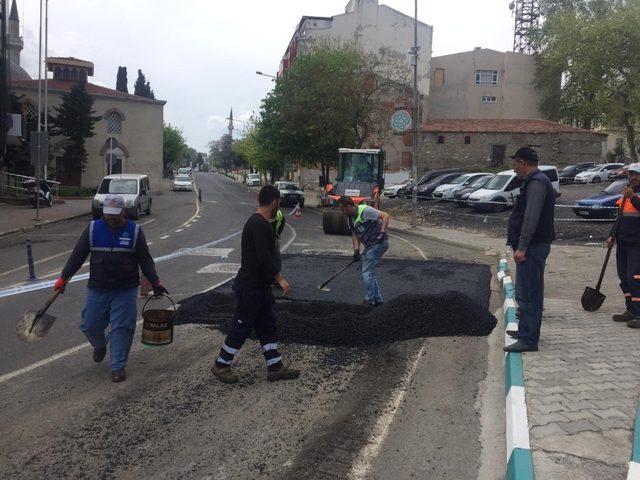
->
[173, 175, 193, 191]
[432, 173, 493, 200]
[246, 173, 261, 187]
[383, 180, 411, 198]
[574, 163, 624, 184]
[92, 174, 152, 219]
[468, 166, 560, 211]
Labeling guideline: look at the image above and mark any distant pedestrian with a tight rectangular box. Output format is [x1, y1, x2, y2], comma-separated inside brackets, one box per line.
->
[338, 196, 390, 306]
[503, 147, 555, 353]
[54, 194, 167, 382]
[609, 164, 640, 328]
[211, 185, 299, 384]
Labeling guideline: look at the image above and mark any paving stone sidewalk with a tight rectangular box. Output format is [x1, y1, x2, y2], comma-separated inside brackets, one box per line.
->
[393, 221, 640, 479]
[0, 199, 91, 236]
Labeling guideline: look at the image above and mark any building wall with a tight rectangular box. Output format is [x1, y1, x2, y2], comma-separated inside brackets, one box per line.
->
[428, 48, 542, 120]
[12, 87, 164, 190]
[419, 131, 606, 172]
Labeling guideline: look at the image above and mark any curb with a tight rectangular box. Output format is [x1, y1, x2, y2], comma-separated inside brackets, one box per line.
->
[497, 258, 535, 480]
[0, 211, 91, 238]
[628, 403, 640, 479]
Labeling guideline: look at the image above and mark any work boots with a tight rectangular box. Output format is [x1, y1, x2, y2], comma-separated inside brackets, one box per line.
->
[612, 310, 635, 322]
[211, 365, 239, 384]
[267, 365, 300, 382]
[627, 317, 640, 329]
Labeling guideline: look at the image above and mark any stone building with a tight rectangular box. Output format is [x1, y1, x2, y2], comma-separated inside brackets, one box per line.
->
[428, 48, 542, 120]
[419, 119, 607, 171]
[5, 0, 165, 190]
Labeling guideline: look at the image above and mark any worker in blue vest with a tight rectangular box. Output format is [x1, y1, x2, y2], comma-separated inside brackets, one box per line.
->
[338, 196, 390, 306]
[55, 194, 167, 383]
[504, 147, 555, 353]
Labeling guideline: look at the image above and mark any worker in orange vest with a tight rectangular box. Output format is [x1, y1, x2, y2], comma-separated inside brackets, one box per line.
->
[608, 164, 640, 329]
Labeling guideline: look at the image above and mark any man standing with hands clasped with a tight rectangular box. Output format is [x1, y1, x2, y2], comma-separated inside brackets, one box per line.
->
[608, 164, 640, 329]
[504, 147, 555, 353]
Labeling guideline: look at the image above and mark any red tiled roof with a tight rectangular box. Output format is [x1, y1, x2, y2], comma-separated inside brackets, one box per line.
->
[421, 118, 606, 135]
[10, 80, 166, 105]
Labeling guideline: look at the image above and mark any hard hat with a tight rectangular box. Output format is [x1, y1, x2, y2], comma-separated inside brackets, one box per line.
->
[627, 163, 640, 174]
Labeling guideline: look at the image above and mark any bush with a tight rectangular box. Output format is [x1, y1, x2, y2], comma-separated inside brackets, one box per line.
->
[58, 186, 97, 197]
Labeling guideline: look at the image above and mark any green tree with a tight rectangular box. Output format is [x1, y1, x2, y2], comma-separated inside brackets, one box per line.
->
[116, 66, 128, 93]
[49, 78, 101, 173]
[208, 134, 241, 172]
[134, 69, 155, 99]
[163, 123, 186, 177]
[233, 118, 282, 182]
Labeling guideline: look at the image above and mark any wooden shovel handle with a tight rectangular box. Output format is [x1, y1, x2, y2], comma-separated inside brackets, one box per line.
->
[36, 290, 61, 318]
[595, 197, 628, 292]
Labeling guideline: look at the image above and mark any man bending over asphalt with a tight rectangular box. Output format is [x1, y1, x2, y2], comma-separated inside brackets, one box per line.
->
[338, 196, 390, 306]
[55, 194, 168, 383]
[211, 185, 299, 384]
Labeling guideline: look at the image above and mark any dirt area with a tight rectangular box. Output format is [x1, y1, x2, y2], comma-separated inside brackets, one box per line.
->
[385, 182, 616, 246]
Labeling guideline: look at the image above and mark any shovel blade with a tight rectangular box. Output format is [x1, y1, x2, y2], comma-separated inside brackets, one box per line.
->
[581, 287, 606, 312]
[17, 311, 57, 343]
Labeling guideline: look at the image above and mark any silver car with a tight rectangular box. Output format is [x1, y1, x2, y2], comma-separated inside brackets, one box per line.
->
[92, 174, 152, 219]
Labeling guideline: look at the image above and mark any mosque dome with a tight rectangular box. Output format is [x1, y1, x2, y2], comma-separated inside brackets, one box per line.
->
[9, 61, 31, 81]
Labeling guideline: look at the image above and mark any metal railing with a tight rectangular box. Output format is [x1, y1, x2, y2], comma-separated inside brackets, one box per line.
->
[0, 171, 61, 198]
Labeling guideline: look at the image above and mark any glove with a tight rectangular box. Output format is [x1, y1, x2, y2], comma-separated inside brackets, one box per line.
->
[376, 231, 388, 243]
[152, 281, 169, 296]
[53, 277, 67, 293]
[353, 250, 361, 262]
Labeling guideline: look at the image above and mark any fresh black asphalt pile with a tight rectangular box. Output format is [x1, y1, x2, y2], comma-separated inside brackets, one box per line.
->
[175, 253, 497, 346]
[174, 290, 496, 347]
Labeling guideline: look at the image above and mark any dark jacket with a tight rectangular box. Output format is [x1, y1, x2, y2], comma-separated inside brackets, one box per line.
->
[61, 219, 159, 290]
[233, 213, 280, 291]
[615, 192, 640, 244]
[507, 170, 556, 248]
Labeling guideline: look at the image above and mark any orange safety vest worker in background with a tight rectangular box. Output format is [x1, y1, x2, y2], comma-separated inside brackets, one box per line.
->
[609, 164, 640, 329]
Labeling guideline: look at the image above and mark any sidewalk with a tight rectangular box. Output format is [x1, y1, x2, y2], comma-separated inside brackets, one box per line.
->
[393, 219, 640, 479]
[0, 199, 91, 236]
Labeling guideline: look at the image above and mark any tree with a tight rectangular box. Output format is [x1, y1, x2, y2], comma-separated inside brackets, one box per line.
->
[233, 118, 282, 182]
[534, 0, 640, 160]
[116, 66, 128, 93]
[208, 134, 241, 172]
[163, 123, 186, 177]
[49, 78, 101, 173]
[134, 69, 155, 99]
[4, 91, 37, 175]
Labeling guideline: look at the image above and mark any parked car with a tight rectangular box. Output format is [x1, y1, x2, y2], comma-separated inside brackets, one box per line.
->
[275, 181, 305, 207]
[383, 180, 412, 199]
[572, 179, 627, 220]
[172, 175, 193, 192]
[559, 162, 596, 184]
[416, 173, 463, 200]
[609, 166, 629, 180]
[467, 166, 560, 211]
[178, 167, 192, 177]
[574, 163, 624, 184]
[398, 168, 463, 198]
[92, 174, 152, 219]
[432, 173, 493, 200]
[246, 173, 261, 187]
[453, 174, 495, 206]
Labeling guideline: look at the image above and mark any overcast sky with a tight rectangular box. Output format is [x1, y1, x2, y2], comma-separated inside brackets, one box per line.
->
[15, 0, 514, 152]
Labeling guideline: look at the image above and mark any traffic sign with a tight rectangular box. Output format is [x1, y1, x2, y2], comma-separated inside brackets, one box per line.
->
[29, 131, 49, 167]
[390, 109, 412, 133]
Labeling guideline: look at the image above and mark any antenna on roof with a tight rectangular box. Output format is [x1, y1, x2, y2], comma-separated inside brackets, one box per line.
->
[510, 0, 540, 54]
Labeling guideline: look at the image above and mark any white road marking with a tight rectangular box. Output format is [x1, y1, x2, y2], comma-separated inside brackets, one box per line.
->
[184, 224, 192, 228]
[141, 218, 156, 226]
[388, 232, 428, 260]
[178, 181, 201, 228]
[291, 243, 311, 246]
[175, 229, 183, 233]
[160, 235, 170, 240]
[147, 242, 154, 246]
[348, 342, 427, 479]
[0, 249, 72, 278]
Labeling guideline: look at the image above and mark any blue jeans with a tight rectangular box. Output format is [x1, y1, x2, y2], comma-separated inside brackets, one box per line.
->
[362, 239, 389, 304]
[515, 243, 550, 346]
[80, 287, 138, 371]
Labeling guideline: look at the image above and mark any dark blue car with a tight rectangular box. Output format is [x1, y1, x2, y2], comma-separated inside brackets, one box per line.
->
[572, 179, 627, 219]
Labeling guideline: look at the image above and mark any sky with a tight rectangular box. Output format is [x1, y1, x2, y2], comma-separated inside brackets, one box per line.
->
[14, 0, 515, 152]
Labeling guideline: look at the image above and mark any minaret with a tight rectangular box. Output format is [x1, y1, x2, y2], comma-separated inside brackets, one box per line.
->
[7, 0, 23, 66]
[227, 108, 234, 139]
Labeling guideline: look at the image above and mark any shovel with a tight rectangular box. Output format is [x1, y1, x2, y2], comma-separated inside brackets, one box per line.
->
[581, 197, 627, 312]
[317, 258, 357, 292]
[17, 290, 61, 342]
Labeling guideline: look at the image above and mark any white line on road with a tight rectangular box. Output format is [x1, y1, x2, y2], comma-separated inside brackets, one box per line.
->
[291, 243, 311, 247]
[141, 218, 156, 226]
[0, 249, 73, 278]
[160, 235, 170, 240]
[348, 342, 427, 480]
[175, 229, 183, 233]
[388, 232, 428, 261]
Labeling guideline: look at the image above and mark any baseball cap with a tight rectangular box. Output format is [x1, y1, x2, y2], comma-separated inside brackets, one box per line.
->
[103, 194, 125, 215]
[627, 163, 640, 174]
[511, 146, 539, 163]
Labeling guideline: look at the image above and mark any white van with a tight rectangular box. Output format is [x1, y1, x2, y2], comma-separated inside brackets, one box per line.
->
[246, 173, 261, 187]
[92, 174, 152, 219]
[467, 166, 560, 211]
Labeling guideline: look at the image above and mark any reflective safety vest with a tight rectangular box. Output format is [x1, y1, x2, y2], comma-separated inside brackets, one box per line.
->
[348, 204, 383, 247]
[616, 196, 640, 217]
[89, 219, 139, 252]
[354, 204, 367, 227]
[88, 219, 141, 289]
[275, 210, 284, 232]
[616, 195, 640, 244]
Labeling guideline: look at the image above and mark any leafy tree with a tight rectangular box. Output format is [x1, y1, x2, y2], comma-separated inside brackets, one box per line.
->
[534, 0, 640, 161]
[134, 69, 155, 99]
[163, 123, 186, 177]
[116, 66, 128, 93]
[208, 134, 242, 172]
[49, 78, 101, 172]
[233, 118, 282, 182]
[4, 91, 36, 175]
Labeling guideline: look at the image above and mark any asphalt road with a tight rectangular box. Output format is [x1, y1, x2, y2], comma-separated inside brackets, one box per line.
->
[0, 173, 504, 479]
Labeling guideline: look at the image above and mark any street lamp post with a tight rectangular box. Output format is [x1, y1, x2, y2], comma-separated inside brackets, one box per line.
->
[409, 0, 421, 229]
[256, 71, 277, 80]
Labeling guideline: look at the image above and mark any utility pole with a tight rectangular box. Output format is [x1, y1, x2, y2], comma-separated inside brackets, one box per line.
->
[35, 0, 43, 220]
[410, 0, 421, 229]
[43, 0, 48, 181]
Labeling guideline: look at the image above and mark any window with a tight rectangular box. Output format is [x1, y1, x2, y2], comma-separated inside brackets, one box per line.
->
[434, 68, 445, 87]
[437, 135, 445, 144]
[476, 70, 498, 85]
[481, 96, 497, 103]
[106, 112, 123, 134]
[464, 136, 471, 144]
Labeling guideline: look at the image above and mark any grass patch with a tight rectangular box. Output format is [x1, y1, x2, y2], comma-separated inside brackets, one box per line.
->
[58, 186, 97, 197]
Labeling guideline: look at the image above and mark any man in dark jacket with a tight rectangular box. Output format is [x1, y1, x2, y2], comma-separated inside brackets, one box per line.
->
[54, 194, 167, 382]
[211, 185, 299, 384]
[608, 164, 640, 328]
[504, 147, 555, 353]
